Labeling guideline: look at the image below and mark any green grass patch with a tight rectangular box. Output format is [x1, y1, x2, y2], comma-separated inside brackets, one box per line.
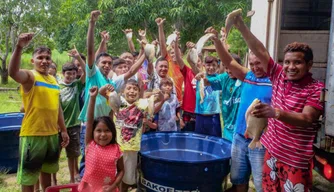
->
[0, 91, 21, 113]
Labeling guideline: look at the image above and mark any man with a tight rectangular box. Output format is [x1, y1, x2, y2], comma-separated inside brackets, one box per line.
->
[232, 12, 323, 191]
[206, 26, 272, 192]
[9, 33, 69, 192]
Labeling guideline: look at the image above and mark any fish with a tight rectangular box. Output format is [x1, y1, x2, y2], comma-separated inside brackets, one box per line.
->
[144, 43, 156, 63]
[108, 91, 121, 113]
[244, 98, 268, 149]
[225, 8, 242, 39]
[166, 33, 177, 46]
[147, 89, 160, 118]
[199, 78, 205, 104]
[195, 33, 215, 55]
[188, 47, 198, 65]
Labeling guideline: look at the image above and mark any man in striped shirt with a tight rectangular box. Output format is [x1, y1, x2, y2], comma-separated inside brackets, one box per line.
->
[232, 14, 324, 191]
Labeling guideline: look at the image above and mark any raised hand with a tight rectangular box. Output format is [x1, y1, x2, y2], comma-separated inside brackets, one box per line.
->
[138, 29, 146, 37]
[186, 41, 196, 49]
[122, 28, 133, 39]
[151, 39, 159, 46]
[100, 31, 110, 42]
[68, 45, 80, 59]
[89, 86, 98, 97]
[90, 10, 101, 22]
[106, 84, 115, 93]
[155, 17, 166, 26]
[17, 33, 34, 48]
[204, 27, 219, 41]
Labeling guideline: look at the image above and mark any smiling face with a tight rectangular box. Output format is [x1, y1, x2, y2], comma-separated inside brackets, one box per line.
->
[283, 52, 312, 80]
[123, 83, 140, 104]
[97, 56, 113, 77]
[248, 54, 266, 78]
[63, 70, 77, 84]
[114, 63, 129, 76]
[73, 59, 83, 78]
[31, 51, 52, 75]
[156, 60, 169, 78]
[93, 122, 112, 146]
[120, 52, 134, 67]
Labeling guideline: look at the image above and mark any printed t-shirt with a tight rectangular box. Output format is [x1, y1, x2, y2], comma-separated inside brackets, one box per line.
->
[235, 71, 272, 135]
[78, 64, 117, 122]
[180, 65, 196, 113]
[261, 58, 324, 169]
[80, 141, 122, 191]
[20, 70, 60, 136]
[156, 94, 180, 131]
[195, 74, 221, 115]
[114, 98, 149, 151]
[59, 79, 84, 128]
[207, 73, 242, 141]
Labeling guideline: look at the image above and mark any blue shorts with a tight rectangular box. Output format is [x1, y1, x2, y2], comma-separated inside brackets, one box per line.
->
[230, 133, 265, 192]
[195, 114, 221, 137]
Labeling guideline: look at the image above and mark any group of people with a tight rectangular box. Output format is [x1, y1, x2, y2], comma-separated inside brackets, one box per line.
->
[9, 9, 323, 192]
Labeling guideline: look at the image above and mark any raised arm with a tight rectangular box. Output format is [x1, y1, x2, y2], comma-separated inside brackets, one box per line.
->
[68, 47, 86, 83]
[186, 42, 201, 75]
[122, 29, 136, 53]
[95, 30, 109, 58]
[206, 27, 248, 81]
[8, 33, 35, 89]
[124, 44, 145, 81]
[233, 14, 270, 72]
[174, 32, 185, 70]
[87, 10, 101, 68]
[155, 18, 167, 58]
[86, 86, 98, 145]
[138, 29, 148, 42]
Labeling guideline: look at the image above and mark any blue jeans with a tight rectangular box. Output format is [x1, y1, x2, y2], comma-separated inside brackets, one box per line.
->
[79, 123, 86, 178]
[230, 133, 265, 192]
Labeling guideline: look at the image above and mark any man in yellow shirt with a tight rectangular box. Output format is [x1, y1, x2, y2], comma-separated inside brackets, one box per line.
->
[8, 33, 69, 192]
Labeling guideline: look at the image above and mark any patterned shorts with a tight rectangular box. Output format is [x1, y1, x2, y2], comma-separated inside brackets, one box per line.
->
[262, 151, 312, 192]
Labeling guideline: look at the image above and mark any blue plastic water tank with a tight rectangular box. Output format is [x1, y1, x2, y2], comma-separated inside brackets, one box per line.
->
[0, 113, 23, 173]
[138, 132, 231, 192]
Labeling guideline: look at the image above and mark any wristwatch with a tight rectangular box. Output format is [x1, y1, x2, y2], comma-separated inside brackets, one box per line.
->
[274, 108, 281, 119]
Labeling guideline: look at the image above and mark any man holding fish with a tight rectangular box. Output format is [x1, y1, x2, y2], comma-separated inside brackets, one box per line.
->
[226, 9, 324, 192]
[204, 14, 272, 191]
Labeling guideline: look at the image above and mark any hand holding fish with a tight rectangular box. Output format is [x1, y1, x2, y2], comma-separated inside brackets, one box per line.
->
[194, 72, 205, 81]
[122, 29, 133, 39]
[138, 29, 146, 37]
[252, 103, 275, 118]
[155, 18, 166, 26]
[186, 41, 196, 49]
[204, 27, 219, 41]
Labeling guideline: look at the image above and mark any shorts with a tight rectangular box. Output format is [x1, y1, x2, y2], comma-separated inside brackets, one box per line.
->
[122, 151, 138, 185]
[230, 133, 265, 192]
[17, 134, 60, 186]
[182, 111, 196, 132]
[59, 126, 81, 158]
[262, 150, 313, 192]
[195, 114, 221, 137]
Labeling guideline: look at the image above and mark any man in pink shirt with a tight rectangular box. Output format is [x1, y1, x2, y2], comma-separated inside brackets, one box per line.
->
[231, 13, 324, 191]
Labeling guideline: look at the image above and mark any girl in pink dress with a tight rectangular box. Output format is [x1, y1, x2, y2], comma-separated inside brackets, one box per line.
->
[79, 86, 124, 192]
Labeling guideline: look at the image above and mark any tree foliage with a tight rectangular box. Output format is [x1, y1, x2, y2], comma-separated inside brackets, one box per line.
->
[0, 0, 251, 84]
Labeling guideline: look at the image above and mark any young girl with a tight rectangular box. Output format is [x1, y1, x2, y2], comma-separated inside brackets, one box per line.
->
[100, 79, 163, 192]
[154, 78, 180, 132]
[79, 86, 124, 192]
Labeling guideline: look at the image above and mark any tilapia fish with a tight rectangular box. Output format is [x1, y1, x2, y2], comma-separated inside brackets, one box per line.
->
[196, 33, 215, 55]
[188, 48, 198, 65]
[147, 89, 160, 117]
[166, 33, 177, 46]
[108, 91, 121, 113]
[244, 98, 268, 149]
[225, 8, 242, 39]
[144, 43, 156, 63]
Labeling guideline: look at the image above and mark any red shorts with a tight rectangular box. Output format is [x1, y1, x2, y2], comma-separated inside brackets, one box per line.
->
[262, 151, 313, 192]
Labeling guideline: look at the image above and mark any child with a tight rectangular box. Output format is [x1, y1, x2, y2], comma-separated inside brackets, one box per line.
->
[154, 78, 180, 132]
[100, 79, 163, 192]
[48, 61, 62, 82]
[59, 48, 86, 183]
[79, 86, 124, 192]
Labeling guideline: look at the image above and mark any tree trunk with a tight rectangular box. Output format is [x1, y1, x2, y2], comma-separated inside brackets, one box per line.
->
[1, 65, 8, 84]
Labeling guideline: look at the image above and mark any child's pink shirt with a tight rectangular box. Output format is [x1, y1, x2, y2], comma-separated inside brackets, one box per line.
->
[79, 141, 122, 192]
